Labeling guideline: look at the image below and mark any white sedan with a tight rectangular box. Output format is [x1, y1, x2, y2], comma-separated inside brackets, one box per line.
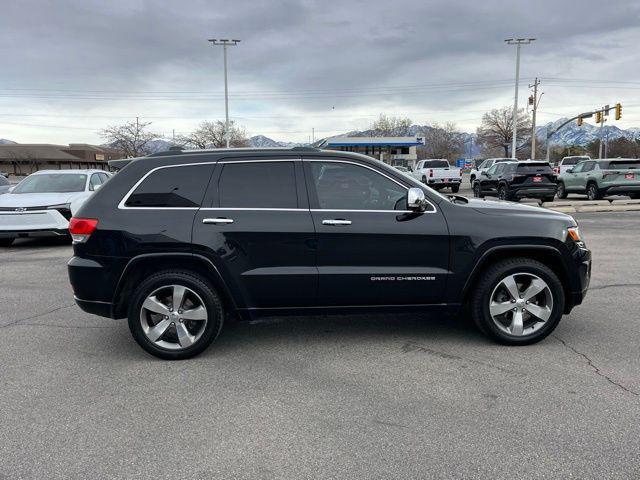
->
[0, 169, 110, 246]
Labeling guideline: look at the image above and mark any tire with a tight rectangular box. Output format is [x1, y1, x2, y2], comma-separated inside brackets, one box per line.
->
[498, 185, 509, 201]
[629, 193, 640, 199]
[470, 257, 565, 345]
[451, 185, 460, 193]
[586, 182, 602, 200]
[473, 182, 484, 198]
[0, 238, 14, 247]
[127, 270, 224, 360]
[556, 181, 567, 199]
[421, 175, 427, 184]
[543, 196, 555, 203]
[470, 175, 476, 186]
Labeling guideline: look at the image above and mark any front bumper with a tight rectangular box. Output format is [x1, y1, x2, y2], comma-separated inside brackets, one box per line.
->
[567, 247, 591, 312]
[0, 209, 70, 237]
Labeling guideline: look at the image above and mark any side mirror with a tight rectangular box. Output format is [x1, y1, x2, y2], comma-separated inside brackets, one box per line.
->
[407, 187, 427, 211]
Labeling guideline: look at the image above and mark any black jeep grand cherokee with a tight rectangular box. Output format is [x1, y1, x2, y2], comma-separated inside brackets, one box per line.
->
[68, 147, 591, 359]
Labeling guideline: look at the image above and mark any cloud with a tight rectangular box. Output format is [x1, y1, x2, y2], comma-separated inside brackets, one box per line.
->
[1, 0, 639, 143]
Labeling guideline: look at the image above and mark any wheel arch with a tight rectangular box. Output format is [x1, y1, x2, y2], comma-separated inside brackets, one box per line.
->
[111, 253, 237, 319]
[461, 245, 573, 313]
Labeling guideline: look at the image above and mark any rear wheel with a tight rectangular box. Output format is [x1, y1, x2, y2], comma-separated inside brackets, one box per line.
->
[556, 181, 567, 199]
[498, 185, 509, 201]
[451, 184, 460, 193]
[586, 182, 602, 200]
[0, 238, 14, 247]
[473, 182, 483, 198]
[421, 175, 427, 184]
[128, 270, 224, 360]
[470, 257, 565, 345]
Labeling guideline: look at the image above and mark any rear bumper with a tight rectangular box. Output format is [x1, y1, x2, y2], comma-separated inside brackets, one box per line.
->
[603, 185, 640, 194]
[509, 186, 557, 198]
[427, 178, 462, 186]
[68, 256, 119, 319]
[0, 228, 69, 239]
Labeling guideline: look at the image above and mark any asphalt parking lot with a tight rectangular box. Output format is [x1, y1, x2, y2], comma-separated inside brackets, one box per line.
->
[1, 212, 640, 479]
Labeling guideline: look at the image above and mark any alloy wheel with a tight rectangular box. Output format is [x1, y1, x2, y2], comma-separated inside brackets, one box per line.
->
[587, 184, 597, 200]
[489, 272, 553, 337]
[139, 284, 208, 350]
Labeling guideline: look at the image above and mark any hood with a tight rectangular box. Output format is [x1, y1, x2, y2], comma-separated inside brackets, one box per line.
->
[466, 197, 575, 223]
[0, 192, 86, 208]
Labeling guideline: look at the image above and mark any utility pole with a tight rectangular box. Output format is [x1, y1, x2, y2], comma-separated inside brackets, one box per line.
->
[505, 38, 535, 158]
[528, 77, 542, 159]
[208, 38, 241, 148]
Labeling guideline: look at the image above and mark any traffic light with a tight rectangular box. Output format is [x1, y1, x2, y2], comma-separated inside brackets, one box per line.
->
[615, 103, 622, 120]
[595, 111, 602, 124]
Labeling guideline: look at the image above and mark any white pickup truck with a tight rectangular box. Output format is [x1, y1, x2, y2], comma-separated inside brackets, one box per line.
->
[412, 159, 461, 192]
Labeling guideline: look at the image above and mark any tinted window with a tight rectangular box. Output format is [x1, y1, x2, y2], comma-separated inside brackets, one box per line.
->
[606, 160, 640, 170]
[423, 160, 449, 168]
[310, 162, 407, 211]
[582, 162, 595, 172]
[517, 163, 553, 174]
[219, 161, 297, 208]
[562, 157, 588, 166]
[126, 165, 211, 208]
[486, 164, 499, 175]
[13, 173, 87, 194]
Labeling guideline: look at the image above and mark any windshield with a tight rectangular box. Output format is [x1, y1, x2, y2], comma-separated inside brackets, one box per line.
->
[562, 157, 588, 165]
[12, 173, 87, 194]
[423, 160, 450, 168]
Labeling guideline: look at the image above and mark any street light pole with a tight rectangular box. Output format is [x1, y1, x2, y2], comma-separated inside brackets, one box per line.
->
[208, 38, 241, 148]
[505, 38, 535, 158]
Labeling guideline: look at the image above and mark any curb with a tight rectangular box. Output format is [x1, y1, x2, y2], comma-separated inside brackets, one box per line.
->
[544, 199, 640, 214]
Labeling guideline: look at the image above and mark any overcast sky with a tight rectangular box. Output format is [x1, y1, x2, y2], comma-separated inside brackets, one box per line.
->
[1, 0, 640, 144]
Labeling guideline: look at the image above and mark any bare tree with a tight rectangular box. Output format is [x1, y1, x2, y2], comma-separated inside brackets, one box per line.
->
[370, 114, 413, 136]
[177, 120, 250, 149]
[99, 119, 159, 157]
[476, 106, 531, 158]
[420, 122, 464, 160]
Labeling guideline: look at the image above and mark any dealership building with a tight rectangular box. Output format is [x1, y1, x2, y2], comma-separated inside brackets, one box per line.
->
[318, 136, 425, 169]
[0, 143, 123, 177]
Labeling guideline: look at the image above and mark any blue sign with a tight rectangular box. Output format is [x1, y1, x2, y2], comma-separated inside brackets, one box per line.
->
[456, 158, 465, 168]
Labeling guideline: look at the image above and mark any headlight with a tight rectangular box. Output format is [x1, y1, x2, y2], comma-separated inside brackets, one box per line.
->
[567, 226, 585, 247]
[47, 203, 72, 220]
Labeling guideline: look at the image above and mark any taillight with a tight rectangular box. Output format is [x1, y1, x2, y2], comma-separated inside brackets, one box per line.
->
[553, 167, 560, 174]
[69, 217, 98, 243]
[429, 169, 433, 177]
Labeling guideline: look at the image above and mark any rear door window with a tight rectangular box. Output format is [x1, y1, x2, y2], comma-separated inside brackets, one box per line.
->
[218, 161, 298, 208]
[125, 164, 213, 208]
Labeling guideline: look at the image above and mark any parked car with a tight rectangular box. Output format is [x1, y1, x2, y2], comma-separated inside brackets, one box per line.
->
[469, 158, 513, 185]
[0, 175, 11, 195]
[473, 161, 557, 202]
[557, 158, 640, 200]
[68, 147, 590, 359]
[0, 169, 111, 246]
[554, 155, 590, 176]
[412, 159, 461, 192]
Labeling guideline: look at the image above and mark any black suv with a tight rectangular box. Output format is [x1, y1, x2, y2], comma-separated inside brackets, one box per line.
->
[68, 148, 590, 359]
[473, 161, 557, 202]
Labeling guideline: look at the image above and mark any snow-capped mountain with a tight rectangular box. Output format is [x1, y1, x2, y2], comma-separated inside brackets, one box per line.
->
[249, 135, 304, 148]
[537, 119, 640, 146]
[0, 138, 16, 145]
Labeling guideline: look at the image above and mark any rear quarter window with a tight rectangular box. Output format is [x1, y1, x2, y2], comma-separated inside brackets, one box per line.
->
[125, 164, 213, 208]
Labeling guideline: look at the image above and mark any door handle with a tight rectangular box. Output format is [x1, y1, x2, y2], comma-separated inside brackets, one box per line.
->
[202, 217, 234, 225]
[322, 219, 352, 226]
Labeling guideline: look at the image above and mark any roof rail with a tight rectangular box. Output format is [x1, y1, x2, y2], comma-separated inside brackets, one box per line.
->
[290, 146, 321, 152]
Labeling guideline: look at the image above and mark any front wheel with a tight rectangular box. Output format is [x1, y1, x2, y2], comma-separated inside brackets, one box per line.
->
[0, 238, 14, 247]
[543, 196, 555, 203]
[498, 185, 509, 201]
[470, 257, 565, 345]
[128, 270, 224, 360]
[473, 182, 483, 198]
[556, 181, 567, 199]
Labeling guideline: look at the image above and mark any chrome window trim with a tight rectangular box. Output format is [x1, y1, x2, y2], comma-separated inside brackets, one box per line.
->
[119, 159, 300, 210]
[304, 158, 437, 214]
[200, 207, 306, 212]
